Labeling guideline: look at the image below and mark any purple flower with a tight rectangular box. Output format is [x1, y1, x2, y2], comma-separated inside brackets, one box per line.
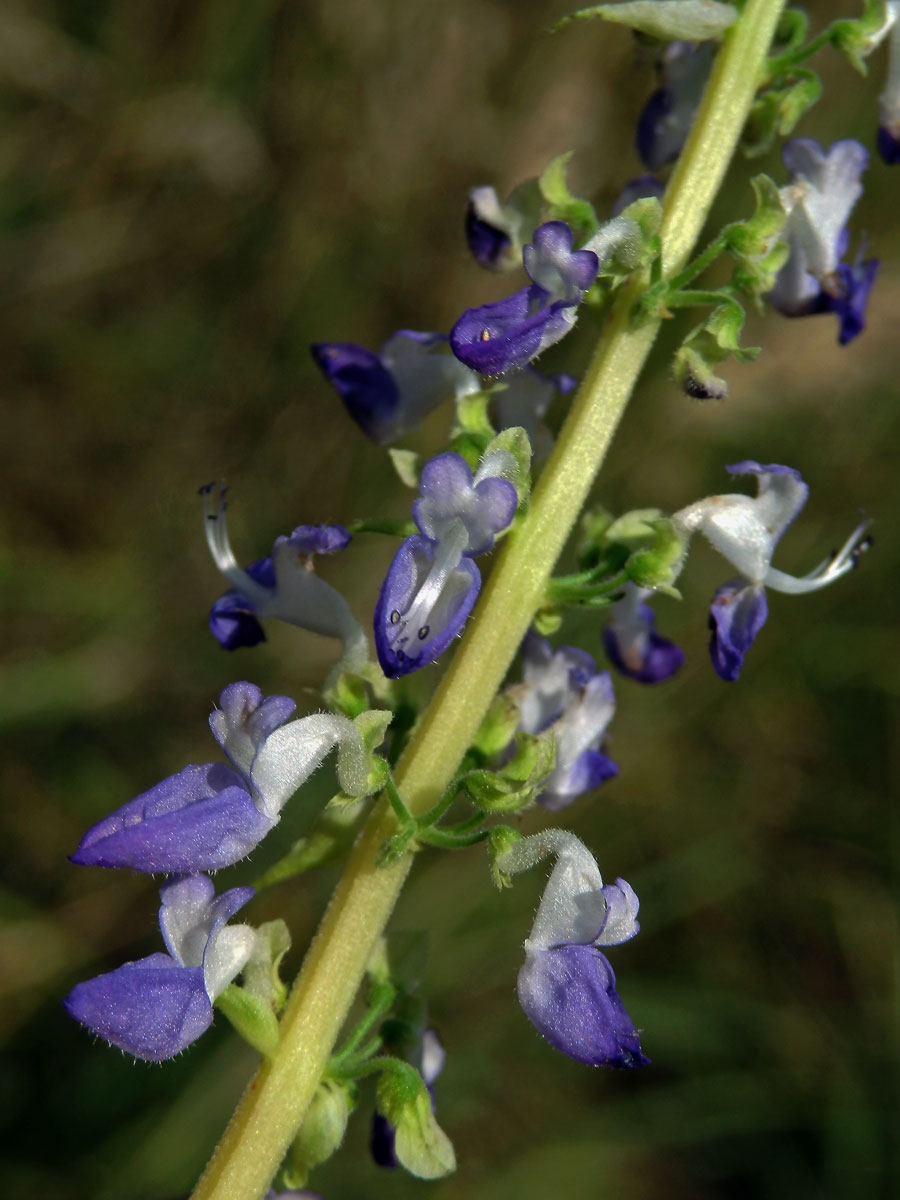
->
[372, 1029, 445, 1169]
[450, 222, 599, 375]
[676, 461, 870, 681]
[311, 330, 479, 444]
[636, 42, 714, 171]
[511, 634, 617, 810]
[769, 139, 878, 344]
[202, 483, 367, 669]
[513, 632, 597, 733]
[71, 682, 369, 871]
[877, 4, 900, 163]
[64, 875, 255, 1061]
[707, 578, 769, 682]
[465, 183, 541, 271]
[374, 534, 481, 678]
[603, 583, 684, 684]
[374, 452, 518, 678]
[511, 832, 649, 1069]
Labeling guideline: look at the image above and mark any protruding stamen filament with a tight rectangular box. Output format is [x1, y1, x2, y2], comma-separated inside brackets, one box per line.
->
[201, 482, 273, 604]
[764, 518, 872, 595]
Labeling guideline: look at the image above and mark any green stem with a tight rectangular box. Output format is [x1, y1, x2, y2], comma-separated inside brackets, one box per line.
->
[653, 230, 732, 300]
[418, 778, 464, 827]
[382, 773, 413, 826]
[765, 25, 835, 77]
[417, 825, 490, 850]
[666, 288, 740, 309]
[189, 4, 786, 1196]
[329, 980, 395, 1067]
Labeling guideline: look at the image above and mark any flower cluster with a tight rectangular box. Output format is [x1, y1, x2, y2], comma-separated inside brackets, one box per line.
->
[65, 682, 384, 1061]
[61, 11, 887, 1191]
[375, 450, 518, 677]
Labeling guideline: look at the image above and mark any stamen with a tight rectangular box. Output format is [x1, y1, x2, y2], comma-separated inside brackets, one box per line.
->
[764, 518, 872, 595]
[201, 482, 273, 603]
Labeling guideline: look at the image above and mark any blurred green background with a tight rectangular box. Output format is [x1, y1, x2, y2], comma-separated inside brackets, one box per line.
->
[1, 1, 897, 1197]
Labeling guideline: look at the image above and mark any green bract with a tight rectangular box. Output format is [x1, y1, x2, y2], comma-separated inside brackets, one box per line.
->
[538, 151, 599, 243]
[624, 517, 687, 592]
[463, 730, 557, 813]
[471, 692, 523, 759]
[483, 425, 533, 512]
[283, 1080, 354, 1186]
[553, 1, 738, 41]
[388, 447, 423, 489]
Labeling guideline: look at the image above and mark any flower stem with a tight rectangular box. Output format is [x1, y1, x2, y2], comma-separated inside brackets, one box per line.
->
[190, 3, 786, 1196]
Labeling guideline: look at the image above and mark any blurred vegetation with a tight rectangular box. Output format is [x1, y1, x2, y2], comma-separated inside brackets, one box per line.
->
[0, 1, 897, 1198]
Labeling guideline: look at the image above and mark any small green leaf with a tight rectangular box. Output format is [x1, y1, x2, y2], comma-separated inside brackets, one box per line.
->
[471, 693, 522, 759]
[285, 1079, 355, 1186]
[454, 390, 496, 438]
[673, 300, 759, 399]
[332, 709, 393, 799]
[240, 919, 292, 1012]
[625, 517, 688, 591]
[449, 431, 489, 471]
[726, 175, 787, 257]
[832, 1, 892, 74]
[742, 71, 822, 157]
[215, 984, 281, 1059]
[554, 2, 737, 42]
[603, 507, 666, 547]
[538, 151, 598, 242]
[487, 825, 523, 889]
[482, 425, 533, 511]
[324, 670, 370, 719]
[388, 447, 422, 489]
[533, 605, 563, 636]
[463, 731, 556, 813]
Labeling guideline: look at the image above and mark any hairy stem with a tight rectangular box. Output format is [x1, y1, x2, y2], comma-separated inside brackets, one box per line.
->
[190, 3, 786, 1195]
